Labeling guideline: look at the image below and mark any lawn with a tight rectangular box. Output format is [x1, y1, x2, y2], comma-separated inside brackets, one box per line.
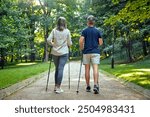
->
[0, 62, 54, 89]
[99, 56, 150, 89]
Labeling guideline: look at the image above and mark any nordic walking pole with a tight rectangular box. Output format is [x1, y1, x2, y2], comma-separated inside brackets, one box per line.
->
[46, 47, 52, 91]
[76, 52, 83, 94]
[68, 48, 71, 89]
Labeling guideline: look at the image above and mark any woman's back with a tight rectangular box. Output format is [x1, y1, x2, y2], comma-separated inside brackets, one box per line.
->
[50, 28, 72, 55]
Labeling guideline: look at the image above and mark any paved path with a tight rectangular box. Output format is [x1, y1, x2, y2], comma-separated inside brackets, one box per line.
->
[4, 61, 150, 100]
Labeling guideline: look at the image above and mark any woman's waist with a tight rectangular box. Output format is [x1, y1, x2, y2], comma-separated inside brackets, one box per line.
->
[52, 46, 68, 54]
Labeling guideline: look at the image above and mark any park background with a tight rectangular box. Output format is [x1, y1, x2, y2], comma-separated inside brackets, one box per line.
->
[0, 0, 149, 94]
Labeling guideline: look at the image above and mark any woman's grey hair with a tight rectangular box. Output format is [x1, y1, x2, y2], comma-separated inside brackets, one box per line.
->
[56, 17, 67, 31]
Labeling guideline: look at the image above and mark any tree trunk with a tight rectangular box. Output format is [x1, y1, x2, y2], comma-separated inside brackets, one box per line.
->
[147, 39, 150, 54]
[43, 27, 49, 62]
[19, 45, 22, 62]
[24, 45, 28, 62]
[30, 39, 35, 62]
[142, 40, 148, 56]
[16, 50, 19, 62]
[0, 48, 5, 69]
[127, 41, 133, 62]
[10, 46, 14, 63]
[29, 22, 36, 62]
[44, 43, 48, 62]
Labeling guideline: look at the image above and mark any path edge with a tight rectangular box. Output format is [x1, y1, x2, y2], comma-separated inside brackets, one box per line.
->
[0, 71, 47, 100]
[100, 70, 150, 99]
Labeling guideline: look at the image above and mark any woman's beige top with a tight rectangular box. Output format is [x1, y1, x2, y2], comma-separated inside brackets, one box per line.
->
[47, 28, 72, 56]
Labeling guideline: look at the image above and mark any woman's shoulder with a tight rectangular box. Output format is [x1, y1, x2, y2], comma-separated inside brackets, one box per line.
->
[51, 28, 56, 33]
[53, 28, 57, 31]
[64, 28, 70, 33]
[65, 28, 70, 31]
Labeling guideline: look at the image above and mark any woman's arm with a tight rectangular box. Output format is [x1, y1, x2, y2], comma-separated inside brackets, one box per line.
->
[47, 29, 54, 46]
[67, 30, 72, 47]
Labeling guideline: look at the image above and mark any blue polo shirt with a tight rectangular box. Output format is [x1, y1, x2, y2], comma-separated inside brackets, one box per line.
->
[81, 27, 102, 54]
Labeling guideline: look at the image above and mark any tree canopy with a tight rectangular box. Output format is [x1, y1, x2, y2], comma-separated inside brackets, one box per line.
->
[105, 0, 150, 25]
[0, 0, 149, 67]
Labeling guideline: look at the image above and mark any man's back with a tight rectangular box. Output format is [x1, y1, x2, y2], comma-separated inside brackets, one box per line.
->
[81, 27, 102, 54]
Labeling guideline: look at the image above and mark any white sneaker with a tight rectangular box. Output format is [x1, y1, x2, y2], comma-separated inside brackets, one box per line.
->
[55, 88, 64, 94]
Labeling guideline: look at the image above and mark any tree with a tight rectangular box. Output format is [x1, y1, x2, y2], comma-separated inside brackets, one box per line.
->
[106, 0, 150, 24]
[0, 0, 17, 63]
[104, 0, 150, 60]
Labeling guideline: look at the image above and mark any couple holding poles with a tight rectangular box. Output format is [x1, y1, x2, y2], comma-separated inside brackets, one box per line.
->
[47, 15, 103, 94]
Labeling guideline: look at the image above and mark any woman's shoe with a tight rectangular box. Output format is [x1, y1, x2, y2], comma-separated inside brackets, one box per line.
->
[54, 86, 57, 92]
[55, 88, 64, 94]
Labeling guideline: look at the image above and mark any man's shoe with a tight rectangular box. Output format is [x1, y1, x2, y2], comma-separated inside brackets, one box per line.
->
[93, 85, 99, 94]
[86, 86, 91, 92]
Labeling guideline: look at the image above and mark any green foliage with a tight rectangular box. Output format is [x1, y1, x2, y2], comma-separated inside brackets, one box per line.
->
[112, 0, 120, 4]
[97, 0, 150, 62]
[0, 0, 149, 64]
[105, 0, 150, 25]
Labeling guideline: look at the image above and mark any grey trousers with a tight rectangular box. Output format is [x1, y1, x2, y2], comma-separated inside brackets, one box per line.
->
[52, 54, 68, 85]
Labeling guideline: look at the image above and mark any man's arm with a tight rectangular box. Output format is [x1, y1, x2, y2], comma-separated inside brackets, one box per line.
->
[99, 38, 103, 45]
[79, 36, 84, 50]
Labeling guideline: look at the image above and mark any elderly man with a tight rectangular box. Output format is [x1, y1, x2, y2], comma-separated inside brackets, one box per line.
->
[79, 15, 103, 94]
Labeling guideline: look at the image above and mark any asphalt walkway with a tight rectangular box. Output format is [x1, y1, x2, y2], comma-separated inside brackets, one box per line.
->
[4, 61, 150, 100]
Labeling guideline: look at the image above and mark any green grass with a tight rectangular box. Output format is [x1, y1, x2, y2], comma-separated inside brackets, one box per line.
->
[99, 56, 150, 89]
[0, 62, 54, 89]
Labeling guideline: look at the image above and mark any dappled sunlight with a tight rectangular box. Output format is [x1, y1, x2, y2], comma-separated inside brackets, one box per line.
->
[119, 73, 133, 78]
[139, 80, 150, 85]
[119, 64, 127, 66]
[133, 69, 150, 72]
[16, 63, 37, 66]
[119, 72, 144, 78]
[118, 70, 150, 89]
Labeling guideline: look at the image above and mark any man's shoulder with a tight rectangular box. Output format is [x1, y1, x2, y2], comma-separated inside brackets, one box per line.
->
[93, 27, 102, 35]
[82, 27, 94, 33]
[93, 27, 100, 31]
[82, 27, 88, 31]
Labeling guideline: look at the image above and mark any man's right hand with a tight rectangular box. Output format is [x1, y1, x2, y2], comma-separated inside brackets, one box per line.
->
[99, 38, 103, 45]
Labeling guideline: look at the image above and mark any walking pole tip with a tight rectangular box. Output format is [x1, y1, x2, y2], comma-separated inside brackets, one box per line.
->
[76, 90, 79, 94]
[46, 87, 48, 92]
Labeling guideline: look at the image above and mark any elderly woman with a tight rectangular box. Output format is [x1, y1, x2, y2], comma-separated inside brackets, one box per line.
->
[47, 17, 72, 94]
